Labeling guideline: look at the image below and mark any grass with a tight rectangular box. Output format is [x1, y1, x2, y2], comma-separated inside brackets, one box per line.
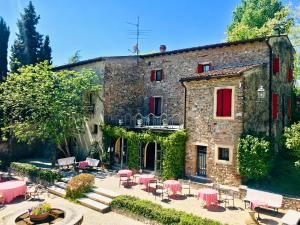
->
[247, 154, 300, 197]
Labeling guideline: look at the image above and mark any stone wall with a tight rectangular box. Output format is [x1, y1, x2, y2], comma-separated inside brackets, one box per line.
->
[184, 76, 244, 186]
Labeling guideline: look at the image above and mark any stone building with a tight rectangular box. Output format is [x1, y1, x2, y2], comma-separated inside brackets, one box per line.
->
[54, 35, 294, 185]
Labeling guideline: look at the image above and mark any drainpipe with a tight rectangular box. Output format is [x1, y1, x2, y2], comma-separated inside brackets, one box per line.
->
[180, 81, 187, 129]
[265, 38, 273, 137]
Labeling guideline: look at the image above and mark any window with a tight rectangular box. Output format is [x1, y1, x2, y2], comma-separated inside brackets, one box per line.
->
[218, 148, 229, 161]
[215, 88, 233, 118]
[92, 124, 98, 134]
[273, 57, 280, 74]
[149, 96, 162, 116]
[197, 63, 211, 73]
[150, 69, 164, 82]
[272, 93, 278, 119]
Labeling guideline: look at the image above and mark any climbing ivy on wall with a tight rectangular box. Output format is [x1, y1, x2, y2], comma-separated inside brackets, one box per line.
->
[101, 124, 187, 178]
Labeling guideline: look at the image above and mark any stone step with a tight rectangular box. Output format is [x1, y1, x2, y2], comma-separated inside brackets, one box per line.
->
[61, 177, 71, 183]
[55, 181, 68, 189]
[48, 186, 66, 197]
[77, 197, 110, 213]
[93, 187, 120, 199]
[84, 192, 112, 205]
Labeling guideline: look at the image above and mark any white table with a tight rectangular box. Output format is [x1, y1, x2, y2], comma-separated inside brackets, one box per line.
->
[281, 210, 300, 225]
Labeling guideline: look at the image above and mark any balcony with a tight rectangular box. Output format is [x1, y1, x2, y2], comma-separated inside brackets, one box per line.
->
[107, 113, 183, 130]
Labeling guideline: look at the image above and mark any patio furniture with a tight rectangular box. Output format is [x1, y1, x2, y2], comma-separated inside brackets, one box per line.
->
[138, 174, 155, 189]
[0, 180, 27, 203]
[250, 200, 268, 220]
[197, 188, 218, 208]
[281, 210, 300, 225]
[220, 189, 235, 208]
[26, 185, 41, 200]
[78, 161, 89, 169]
[86, 157, 100, 168]
[212, 183, 221, 198]
[154, 184, 169, 200]
[163, 180, 182, 196]
[57, 157, 76, 170]
[133, 170, 142, 182]
[117, 169, 133, 178]
[0, 193, 4, 206]
[181, 180, 191, 196]
[244, 188, 282, 212]
[119, 174, 130, 187]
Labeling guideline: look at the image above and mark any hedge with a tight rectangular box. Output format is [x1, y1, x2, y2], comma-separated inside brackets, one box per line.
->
[111, 195, 223, 225]
[10, 162, 61, 182]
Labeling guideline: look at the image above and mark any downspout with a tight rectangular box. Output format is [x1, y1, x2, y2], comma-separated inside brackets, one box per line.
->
[265, 38, 273, 137]
[180, 81, 187, 129]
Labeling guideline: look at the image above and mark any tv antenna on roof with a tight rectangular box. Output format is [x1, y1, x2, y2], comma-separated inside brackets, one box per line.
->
[127, 16, 151, 64]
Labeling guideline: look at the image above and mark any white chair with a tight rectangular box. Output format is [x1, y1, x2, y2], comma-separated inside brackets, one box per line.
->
[154, 184, 169, 200]
[220, 189, 235, 208]
[119, 174, 129, 187]
[181, 180, 191, 196]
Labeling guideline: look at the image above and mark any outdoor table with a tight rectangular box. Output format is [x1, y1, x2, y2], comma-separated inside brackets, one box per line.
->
[0, 180, 27, 203]
[163, 180, 182, 196]
[78, 161, 89, 169]
[197, 188, 218, 208]
[281, 210, 300, 225]
[250, 200, 268, 220]
[117, 169, 133, 178]
[138, 174, 155, 188]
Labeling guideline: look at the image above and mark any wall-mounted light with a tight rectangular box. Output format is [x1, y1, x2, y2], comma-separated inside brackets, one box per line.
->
[257, 85, 265, 100]
[118, 119, 124, 126]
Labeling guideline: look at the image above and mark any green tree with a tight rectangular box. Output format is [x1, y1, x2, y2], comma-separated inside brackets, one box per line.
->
[284, 122, 300, 168]
[0, 17, 10, 81]
[0, 62, 101, 156]
[290, 4, 300, 80]
[69, 50, 81, 64]
[10, 1, 52, 71]
[226, 0, 293, 41]
[39, 35, 52, 64]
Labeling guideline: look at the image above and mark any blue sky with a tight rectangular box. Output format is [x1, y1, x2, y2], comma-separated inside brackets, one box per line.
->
[0, 0, 298, 66]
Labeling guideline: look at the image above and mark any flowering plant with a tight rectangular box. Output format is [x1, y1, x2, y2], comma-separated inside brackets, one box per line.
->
[29, 203, 51, 216]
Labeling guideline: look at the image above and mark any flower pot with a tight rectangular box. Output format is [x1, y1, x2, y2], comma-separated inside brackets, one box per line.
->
[30, 212, 50, 221]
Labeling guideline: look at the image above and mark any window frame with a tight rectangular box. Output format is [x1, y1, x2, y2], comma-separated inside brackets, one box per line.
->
[213, 86, 235, 120]
[215, 145, 233, 165]
[151, 96, 163, 116]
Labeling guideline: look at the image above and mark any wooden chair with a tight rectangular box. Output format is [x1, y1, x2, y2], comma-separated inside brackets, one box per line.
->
[119, 174, 129, 187]
[182, 180, 191, 196]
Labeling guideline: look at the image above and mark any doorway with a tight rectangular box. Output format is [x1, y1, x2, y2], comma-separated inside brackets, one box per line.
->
[144, 142, 155, 170]
[196, 145, 207, 176]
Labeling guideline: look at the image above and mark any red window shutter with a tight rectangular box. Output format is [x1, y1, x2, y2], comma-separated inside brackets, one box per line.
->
[149, 97, 154, 114]
[273, 58, 280, 74]
[150, 70, 155, 81]
[197, 64, 203, 73]
[161, 69, 164, 80]
[288, 98, 291, 119]
[216, 89, 223, 116]
[288, 68, 293, 82]
[223, 89, 232, 117]
[272, 93, 278, 119]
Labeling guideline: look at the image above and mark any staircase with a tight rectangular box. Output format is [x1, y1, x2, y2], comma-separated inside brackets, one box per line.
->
[48, 179, 120, 213]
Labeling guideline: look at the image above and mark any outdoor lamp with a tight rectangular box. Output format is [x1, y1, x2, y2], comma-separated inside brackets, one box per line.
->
[118, 119, 124, 126]
[257, 85, 265, 100]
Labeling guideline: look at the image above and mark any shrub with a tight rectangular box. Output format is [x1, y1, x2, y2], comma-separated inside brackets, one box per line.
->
[66, 173, 95, 200]
[284, 122, 300, 156]
[237, 135, 272, 180]
[10, 162, 61, 182]
[111, 195, 223, 225]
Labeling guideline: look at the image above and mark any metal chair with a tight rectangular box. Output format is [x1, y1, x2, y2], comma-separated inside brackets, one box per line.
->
[154, 184, 169, 200]
[220, 189, 235, 208]
[119, 174, 129, 187]
[181, 180, 191, 196]
[212, 183, 221, 198]
[148, 179, 157, 193]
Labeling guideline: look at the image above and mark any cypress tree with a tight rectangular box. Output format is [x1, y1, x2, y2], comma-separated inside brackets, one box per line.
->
[10, 1, 52, 71]
[0, 17, 10, 81]
[39, 35, 52, 64]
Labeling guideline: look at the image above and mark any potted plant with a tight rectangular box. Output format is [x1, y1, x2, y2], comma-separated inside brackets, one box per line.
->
[137, 119, 143, 127]
[29, 203, 51, 221]
[162, 119, 168, 127]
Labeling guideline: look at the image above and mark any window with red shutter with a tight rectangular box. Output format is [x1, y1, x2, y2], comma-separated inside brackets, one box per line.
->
[216, 88, 232, 118]
[288, 98, 291, 119]
[197, 64, 203, 73]
[288, 68, 293, 82]
[150, 70, 155, 81]
[149, 97, 154, 114]
[273, 58, 280, 74]
[272, 93, 278, 119]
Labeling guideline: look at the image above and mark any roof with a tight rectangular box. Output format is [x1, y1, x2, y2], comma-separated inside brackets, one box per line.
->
[180, 64, 263, 82]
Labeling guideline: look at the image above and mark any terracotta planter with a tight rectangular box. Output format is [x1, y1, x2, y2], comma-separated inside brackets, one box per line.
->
[30, 212, 50, 221]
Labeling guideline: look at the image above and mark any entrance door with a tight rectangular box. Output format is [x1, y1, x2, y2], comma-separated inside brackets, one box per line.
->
[144, 142, 155, 170]
[196, 146, 207, 176]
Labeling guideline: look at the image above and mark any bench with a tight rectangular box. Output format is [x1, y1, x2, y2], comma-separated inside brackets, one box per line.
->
[281, 210, 300, 225]
[244, 188, 283, 212]
[57, 157, 76, 169]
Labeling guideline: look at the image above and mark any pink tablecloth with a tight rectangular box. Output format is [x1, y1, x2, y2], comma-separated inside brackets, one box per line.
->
[163, 180, 182, 195]
[117, 169, 133, 178]
[78, 161, 89, 169]
[250, 200, 268, 210]
[138, 174, 155, 187]
[197, 188, 218, 207]
[0, 181, 27, 203]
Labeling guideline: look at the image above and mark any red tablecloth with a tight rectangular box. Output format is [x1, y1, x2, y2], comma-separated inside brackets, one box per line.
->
[163, 180, 182, 195]
[117, 169, 133, 178]
[78, 161, 89, 169]
[250, 200, 268, 210]
[0, 181, 27, 203]
[138, 174, 155, 187]
[197, 188, 218, 207]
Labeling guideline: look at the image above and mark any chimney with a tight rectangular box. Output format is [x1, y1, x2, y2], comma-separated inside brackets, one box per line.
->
[160, 45, 166, 53]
